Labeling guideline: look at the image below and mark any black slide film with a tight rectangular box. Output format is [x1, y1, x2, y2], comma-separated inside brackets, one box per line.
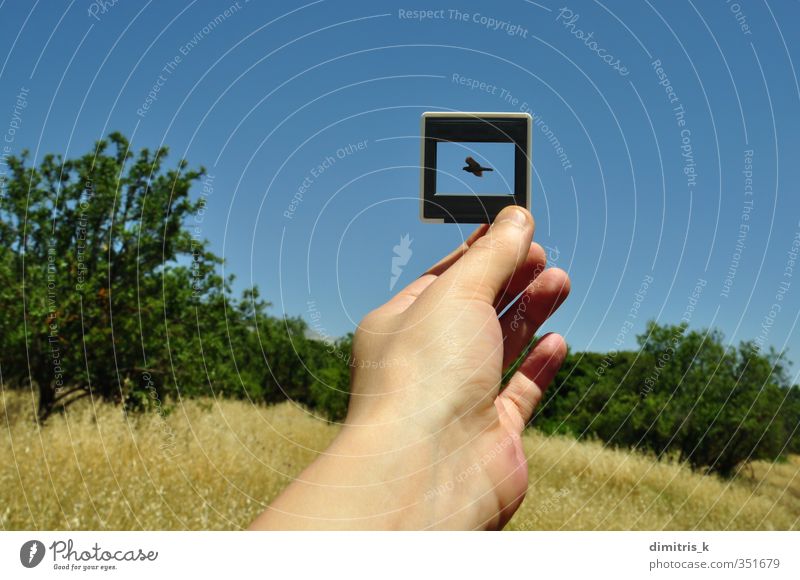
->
[420, 112, 531, 223]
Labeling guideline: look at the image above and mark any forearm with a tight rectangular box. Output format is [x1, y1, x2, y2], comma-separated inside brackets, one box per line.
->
[249, 423, 437, 530]
[248, 417, 495, 530]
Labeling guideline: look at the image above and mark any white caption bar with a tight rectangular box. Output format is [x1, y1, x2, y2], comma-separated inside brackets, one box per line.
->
[1, 531, 798, 578]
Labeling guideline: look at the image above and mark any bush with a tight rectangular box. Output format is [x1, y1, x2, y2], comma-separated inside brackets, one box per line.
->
[537, 322, 799, 476]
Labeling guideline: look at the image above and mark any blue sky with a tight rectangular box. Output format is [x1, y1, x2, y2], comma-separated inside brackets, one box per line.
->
[1, 0, 799, 373]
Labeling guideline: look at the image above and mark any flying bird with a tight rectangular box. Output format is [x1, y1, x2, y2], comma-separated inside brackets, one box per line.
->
[462, 156, 494, 177]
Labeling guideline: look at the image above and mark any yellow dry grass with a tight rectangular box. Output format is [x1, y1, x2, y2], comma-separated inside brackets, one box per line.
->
[1, 390, 798, 530]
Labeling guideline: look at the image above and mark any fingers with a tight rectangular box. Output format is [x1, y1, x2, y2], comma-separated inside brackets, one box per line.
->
[426, 206, 535, 306]
[499, 268, 571, 369]
[500, 333, 567, 429]
[494, 242, 547, 313]
[424, 224, 489, 277]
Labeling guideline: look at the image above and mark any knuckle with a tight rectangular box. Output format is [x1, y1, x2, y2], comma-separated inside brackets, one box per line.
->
[357, 310, 381, 333]
[472, 233, 509, 254]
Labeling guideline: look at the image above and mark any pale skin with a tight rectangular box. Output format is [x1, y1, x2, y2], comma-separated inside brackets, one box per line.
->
[250, 205, 571, 530]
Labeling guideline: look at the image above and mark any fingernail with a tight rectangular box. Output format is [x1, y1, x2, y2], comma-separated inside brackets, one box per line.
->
[498, 206, 528, 227]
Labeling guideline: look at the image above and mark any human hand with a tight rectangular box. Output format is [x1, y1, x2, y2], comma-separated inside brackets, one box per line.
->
[251, 205, 570, 530]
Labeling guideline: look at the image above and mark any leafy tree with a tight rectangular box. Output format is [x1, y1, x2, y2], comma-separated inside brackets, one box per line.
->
[307, 334, 353, 421]
[539, 321, 798, 476]
[0, 133, 350, 420]
[0, 133, 219, 418]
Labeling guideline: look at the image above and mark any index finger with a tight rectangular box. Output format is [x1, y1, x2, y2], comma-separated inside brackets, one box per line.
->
[422, 205, 534, 306]
[424, 224, 490, 277]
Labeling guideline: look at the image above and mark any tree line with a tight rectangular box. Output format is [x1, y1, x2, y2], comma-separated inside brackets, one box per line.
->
[1, 134, 796, 477]
[534, 322, 800, 476]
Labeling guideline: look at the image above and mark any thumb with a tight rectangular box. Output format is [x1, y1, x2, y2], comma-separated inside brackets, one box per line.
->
[433, 205, 534, 306]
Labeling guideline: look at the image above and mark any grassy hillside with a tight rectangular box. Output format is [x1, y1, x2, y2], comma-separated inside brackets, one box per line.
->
[1, 390, 797, 530]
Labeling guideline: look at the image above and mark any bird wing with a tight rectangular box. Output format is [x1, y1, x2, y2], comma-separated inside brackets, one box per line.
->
[465, 156, 480, 170]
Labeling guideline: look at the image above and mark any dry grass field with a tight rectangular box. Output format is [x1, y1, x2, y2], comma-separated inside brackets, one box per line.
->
[1, 389, 798, 530]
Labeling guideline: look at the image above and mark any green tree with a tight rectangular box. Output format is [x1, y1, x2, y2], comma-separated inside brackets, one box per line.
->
[0, 133, 351, 420]
[538, 321, 797, 476]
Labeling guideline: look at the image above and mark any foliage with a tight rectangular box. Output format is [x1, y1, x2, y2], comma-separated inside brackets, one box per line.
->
[0, 133, 350, 420]
[536, 322, 800, 476]
[1, 134, 796, 475]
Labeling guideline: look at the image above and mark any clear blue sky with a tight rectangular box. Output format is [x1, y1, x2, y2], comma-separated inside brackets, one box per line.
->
[1, 0, 799, 372]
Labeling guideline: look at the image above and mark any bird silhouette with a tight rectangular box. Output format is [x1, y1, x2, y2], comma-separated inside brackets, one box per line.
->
[462, 156, 493, 177]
